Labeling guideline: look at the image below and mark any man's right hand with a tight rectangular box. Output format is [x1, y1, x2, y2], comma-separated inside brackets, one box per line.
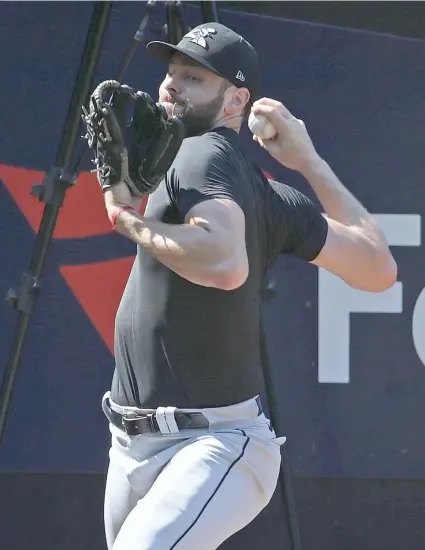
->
[251, 98, 320, 175]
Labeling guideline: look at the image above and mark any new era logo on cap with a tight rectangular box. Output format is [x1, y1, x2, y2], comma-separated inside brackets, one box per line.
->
[236, 70, 245, 82]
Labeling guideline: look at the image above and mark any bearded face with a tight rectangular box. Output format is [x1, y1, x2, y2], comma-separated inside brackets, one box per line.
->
[158, 55, 230, 137]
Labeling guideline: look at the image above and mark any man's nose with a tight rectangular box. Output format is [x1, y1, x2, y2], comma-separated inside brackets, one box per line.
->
[164, 74, 180, 96]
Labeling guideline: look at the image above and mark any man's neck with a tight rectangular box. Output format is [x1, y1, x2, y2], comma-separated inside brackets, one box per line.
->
[212, 114, 243, 134]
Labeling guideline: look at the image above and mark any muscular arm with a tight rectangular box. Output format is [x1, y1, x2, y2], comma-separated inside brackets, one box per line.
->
[103, 131, 250, 290]
[111, 191, 248, 290]
[252, 98, 397, 292]
[301, 157, 397, 292]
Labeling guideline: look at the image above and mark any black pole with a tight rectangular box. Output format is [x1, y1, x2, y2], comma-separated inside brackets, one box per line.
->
[56, 2, 113, 170]
[71, 0, 158, 176]
[200, 0, 219, 23]
[165, 1, 186, 44]
[116, 0, 158, 84]
[260, 310, 304, 550]
[0, 1, 113, 444]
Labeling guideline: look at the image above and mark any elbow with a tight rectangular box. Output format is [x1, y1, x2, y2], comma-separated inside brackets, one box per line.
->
[353, 252, 398, 293]
[211, 261, 249, 291]
[376, 253, 398, 292]
[219, 272, 248, 291]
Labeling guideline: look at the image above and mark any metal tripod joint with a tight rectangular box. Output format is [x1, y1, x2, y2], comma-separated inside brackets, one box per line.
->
[31, 166, 77, 207]
[5, 273, 42, 314]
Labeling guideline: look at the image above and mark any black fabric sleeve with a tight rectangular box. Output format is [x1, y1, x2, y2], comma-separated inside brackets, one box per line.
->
[166, 132, 244, 219]
[267, 179, 329, 261]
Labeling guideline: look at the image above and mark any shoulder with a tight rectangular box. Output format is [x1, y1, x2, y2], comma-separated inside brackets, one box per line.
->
[262, 178, 328, 261]
[265, 179, 324, 219]
[172, 128, 242, 171]
[165, 129, 250, 216]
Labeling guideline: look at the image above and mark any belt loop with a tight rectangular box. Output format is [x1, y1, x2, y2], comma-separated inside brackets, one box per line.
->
[155, 407, 169, 434]
[165, 407, 179, 434]
[102, 391, 112, 422]
[155, 406, 180, 435]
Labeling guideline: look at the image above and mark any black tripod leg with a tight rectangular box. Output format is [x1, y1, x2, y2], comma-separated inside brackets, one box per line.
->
[260, 311, 304, 550]
[165, 1, 186, 44]
[200, 1, 220, 23]
[71, 1, 158, 175]
[0, 1, 113, 444]
[55, 2, 113, 171]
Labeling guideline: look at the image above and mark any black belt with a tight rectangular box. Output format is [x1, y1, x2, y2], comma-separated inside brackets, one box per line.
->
[105, 396, 263, 436]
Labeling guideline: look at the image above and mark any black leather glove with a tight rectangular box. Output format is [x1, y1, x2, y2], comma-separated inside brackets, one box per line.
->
[82, 80, 185, 196]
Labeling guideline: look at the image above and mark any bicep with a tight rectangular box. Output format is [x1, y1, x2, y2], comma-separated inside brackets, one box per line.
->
[310, 216, 363, 270]
[310, 217, 396, 291]
[272, 183, 328, 262]
[185, 198, 249, 289]
[185, 198, 246, 253]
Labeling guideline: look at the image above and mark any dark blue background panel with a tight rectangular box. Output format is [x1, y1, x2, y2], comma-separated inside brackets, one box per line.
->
[0, 3, 424, 479]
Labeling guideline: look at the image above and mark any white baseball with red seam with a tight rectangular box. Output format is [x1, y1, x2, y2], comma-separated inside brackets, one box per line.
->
[248, 112, 277, 140]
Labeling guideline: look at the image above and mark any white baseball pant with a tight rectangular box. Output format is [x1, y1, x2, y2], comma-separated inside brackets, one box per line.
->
[102, 392, 286, 550]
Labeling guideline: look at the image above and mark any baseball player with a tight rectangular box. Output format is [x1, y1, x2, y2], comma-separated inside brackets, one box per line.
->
[86, 22, 397, 550]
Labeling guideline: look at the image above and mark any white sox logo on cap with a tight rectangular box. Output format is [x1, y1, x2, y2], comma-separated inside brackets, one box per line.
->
[184, 28, 217, 49]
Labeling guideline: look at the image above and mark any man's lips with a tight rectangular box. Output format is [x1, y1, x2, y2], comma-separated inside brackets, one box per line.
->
[159, 99, 186, 117]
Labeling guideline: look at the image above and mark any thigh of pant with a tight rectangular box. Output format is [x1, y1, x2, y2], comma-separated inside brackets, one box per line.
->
[104, 426, 191, 549]
[104, 452, 139, 550]
[112, 422, 283, 550]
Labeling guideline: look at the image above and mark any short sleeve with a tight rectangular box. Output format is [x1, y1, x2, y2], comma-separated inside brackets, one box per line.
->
[266, 180, 328, 262]
[166, 131, 244, 219]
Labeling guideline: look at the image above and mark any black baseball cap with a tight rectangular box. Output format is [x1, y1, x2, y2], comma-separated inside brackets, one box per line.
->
[146, 22, 260, 100]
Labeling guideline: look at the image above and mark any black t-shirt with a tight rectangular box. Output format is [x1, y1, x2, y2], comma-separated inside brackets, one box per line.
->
[111, 127, 328, 408]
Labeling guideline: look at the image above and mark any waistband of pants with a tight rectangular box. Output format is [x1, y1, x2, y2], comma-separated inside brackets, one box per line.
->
[102, 391, 263, 436]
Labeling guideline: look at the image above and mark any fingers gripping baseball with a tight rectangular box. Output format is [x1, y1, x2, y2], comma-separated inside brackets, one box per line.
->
[250, 98, 317, 172]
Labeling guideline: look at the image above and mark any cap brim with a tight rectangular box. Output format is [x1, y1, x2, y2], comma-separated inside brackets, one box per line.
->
[146, 41, 224, 80]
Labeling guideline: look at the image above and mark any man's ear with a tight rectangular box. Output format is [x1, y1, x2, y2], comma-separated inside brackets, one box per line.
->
[224, 87, 250, 115]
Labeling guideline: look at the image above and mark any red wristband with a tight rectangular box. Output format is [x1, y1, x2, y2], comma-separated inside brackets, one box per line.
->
[109, 205, 135, 228]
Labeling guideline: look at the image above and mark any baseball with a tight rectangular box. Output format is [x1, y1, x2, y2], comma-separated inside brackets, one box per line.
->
[248, 112, 277, 140]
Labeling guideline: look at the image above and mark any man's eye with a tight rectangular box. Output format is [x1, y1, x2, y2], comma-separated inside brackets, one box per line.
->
[186, 75, 200, 82]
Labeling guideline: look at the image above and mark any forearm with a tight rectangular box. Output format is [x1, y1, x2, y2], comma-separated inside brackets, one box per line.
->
[301, 156, 371, 224]
[114, 209, 235, 288]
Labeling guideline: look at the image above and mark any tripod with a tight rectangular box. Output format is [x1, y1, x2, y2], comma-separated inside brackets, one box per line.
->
[0, 0, 215, 444]
[1, 3, 303, 549]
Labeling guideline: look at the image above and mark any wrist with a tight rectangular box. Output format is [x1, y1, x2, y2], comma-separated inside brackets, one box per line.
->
[104, 182, 134, 208]
[297, 154, 326, 179]
[108, 205, 135, 228]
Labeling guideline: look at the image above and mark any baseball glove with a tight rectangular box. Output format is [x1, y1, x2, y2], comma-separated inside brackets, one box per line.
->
[82, 80, 185, 196]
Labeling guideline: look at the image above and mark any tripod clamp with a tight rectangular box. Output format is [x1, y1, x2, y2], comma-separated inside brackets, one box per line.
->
[31, 167, 77, 206]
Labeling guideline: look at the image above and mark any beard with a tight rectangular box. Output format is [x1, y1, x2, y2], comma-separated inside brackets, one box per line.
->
[178, 94, 224, 137]
[169, 94, 225, 138]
